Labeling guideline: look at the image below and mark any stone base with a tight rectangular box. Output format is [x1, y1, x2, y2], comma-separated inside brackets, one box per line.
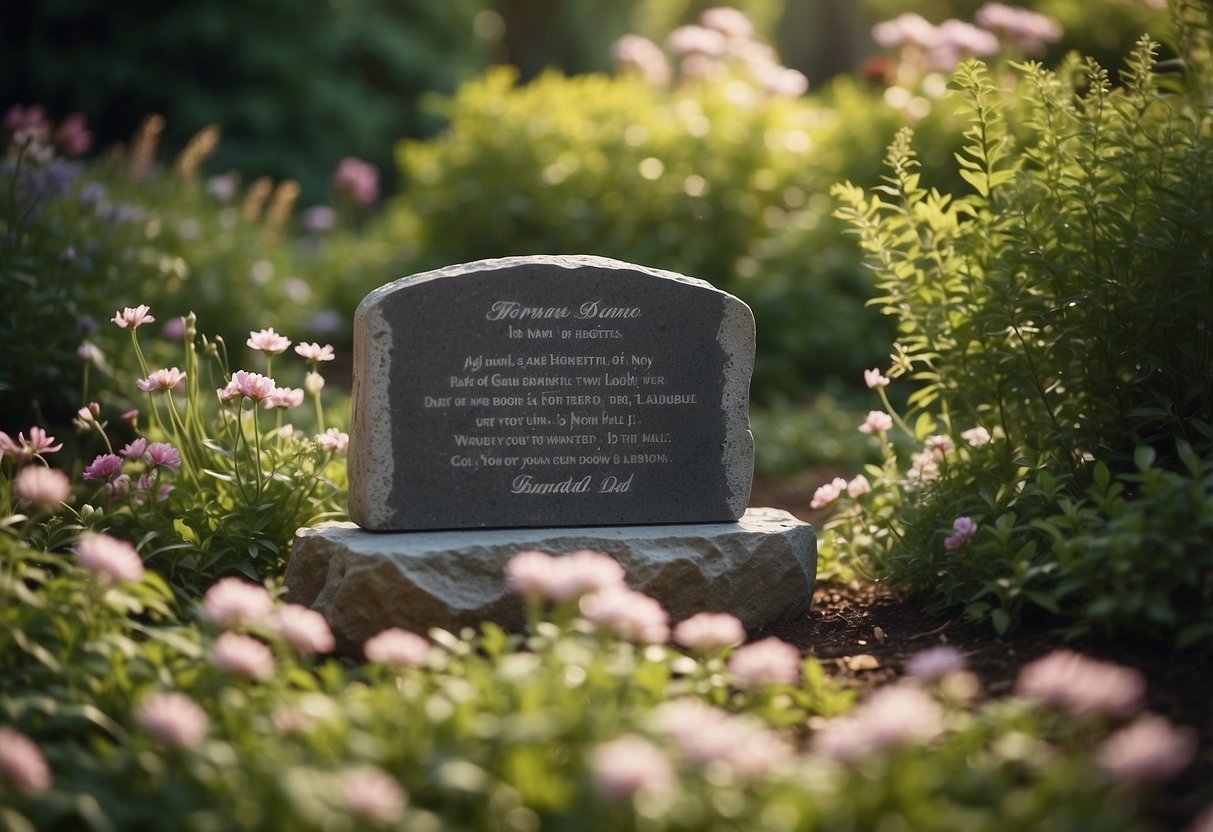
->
[284, 507, 816, 653]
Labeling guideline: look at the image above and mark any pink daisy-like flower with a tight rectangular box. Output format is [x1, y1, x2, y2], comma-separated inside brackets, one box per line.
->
[858, 410, 894, 435]
[673, 611, 745, 653]
[75, 532, 144, 585]
[0, 728, 51, 796]
[905, 645, 967, 680]
[1016, 649, 1146, 718]
[580, 586, 670, 644]
[111, 305, 155, 329]
[271, 604, 335, 655]
[145, 442, 181, 472]
[246, 327, 292, 355]
[294, 342, 335, 363]
[944, 516, 978, 551]
[727, 637, 801, 688]
[263, 387, 304, 410]
[810, 477, 848, 510]
[211, 631, 276, 680]
[14, 465, 71, 508]
[136, 367, 186, 393]
[590, 735, 677, 801]
[961, 426, 991, 447]
[231, 370, 277, 402]
[83, 453, 123, 481]
[202, 577, 274, 629]
[847, 475, 871, 498]
[316, 427, 349, 454]
[0, 426, 64, 463]
[332, 157, 380, 205]
[339, 765, 407, 824]
[924, 434, 956, 460]
[121, 437, 148, 459]
[1096, 714, 1196, 785]
[364, 628, 431, 669]
[864, 368, 890, 389]
[135, 692, 209, 748]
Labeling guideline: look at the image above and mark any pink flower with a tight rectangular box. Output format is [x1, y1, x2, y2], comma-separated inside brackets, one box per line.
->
[145, 442, 181, 472]
[75, 532, 144, 585]
[673, 611, 745, 652]
[727, 637, 801, 688]
[1096, 714, 1196, 785]
[211, 632, 276, 680]
[1016, 650, 1146, 717]
[121, 438, 148, 459]
[339, 765, 407, 824]
[962, 426, 991, 447]
[75, 402, 101, 427]
[135, 692, 209, 747]
[136, 367, 186, 393]
[0, 426, 64, 463]
[944, 516, 978, 550]
[654, 699, 792, 780]
[105, 474, 131, 499]
[14, 466, 71, 508]
[246, 327, 291, 355]
[847, 475, 871, 498]
[905, 645, 967, 680]
[700, 6, 755, 39]
[506, 548, 627, 603]
[864, 368, 890, 389]
[121, 409, 139, 424]
[590, 736, 677, 801]
[810, 477, 848, 510]
[316, 427, 349, 454]
[580, 586, 670, 644]
[858, 410, 893, 434]
[872, 12, 938, 49]
[924, 434, 956, 460]
[332, 157, 380, 205]
[271, 706, 313, 735]
[813, 683, 944, 762]
[611, 34, 671, 86]
[54, 112, 92, 157]
[907, 451, 939, 486]
[202, 577, 274, 629]
[111, 305, 155, 329]
[77, 341, 104, 365]
[160, 316, 188, 341]
[305, 371, 325, 395]
[364, 628, 430, 668]
[83, 453, 123, 481]
[974, 3, 1061, 54]
[4, 104, 50, 137]
[668, 24, 727, 56]
[263, 387, 304, 409]
[294, 342, 335, 362]
[0, 728, 51, 796]
[229, 370, 277, 402]
[505, 549, 556, 597]
[272, 604, 335, 655]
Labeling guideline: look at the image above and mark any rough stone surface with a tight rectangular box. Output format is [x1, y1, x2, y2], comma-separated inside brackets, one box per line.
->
[348, 255, 755, 531]
[285, 507, 815, 653]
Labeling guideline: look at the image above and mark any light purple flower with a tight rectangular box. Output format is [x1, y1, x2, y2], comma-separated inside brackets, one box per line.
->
[580, 586, 670, 644]
[332, 157, 379, 205]
[145, 442, 181, 472]
[944, 516, 978, 550]
[1097, 714, 1196, 785]
[211, 632, 276, 680]
[105, 474, 131, 499]
[202, 578, 274, 629]
[302, 205, 337, 233]
[77, 341, 104, 365]
[810, 477, 848, 510]
[83, 453, 123, 481]
[246, 327, 292, 355]
[975, 3, 1061, 54]
[905, 645, 967, 680]
[272, 604, 335, 655]
[727, 637, 801, 688]
[294, 341, 336, 363]
[590, 736, 677, 801]
[339, 765, 407, 824]
[75, 532, 144, 585]
[136, 692, 209, 747]
[673, 611, 745, 652]
[859, 410, 893, 434]
[136, 367, 186, 393]
[1016, 650, 1146, 718]
[364, 628, 430, 668]
[121, 438, 148, 459]
[872, 13, 938, 49]
[111, 305, 155, 330]
[0, 728, 51, 795]
[14, 466, 71, 508]
[654, 699, 792, 780]
[160, 316, 188, 341]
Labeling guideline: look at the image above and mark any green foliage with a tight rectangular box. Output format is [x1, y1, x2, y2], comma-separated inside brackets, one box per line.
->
[827, 16, 1213, 641]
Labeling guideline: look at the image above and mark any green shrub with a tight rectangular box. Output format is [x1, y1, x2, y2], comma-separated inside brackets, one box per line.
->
[826, 9, 1213, 641]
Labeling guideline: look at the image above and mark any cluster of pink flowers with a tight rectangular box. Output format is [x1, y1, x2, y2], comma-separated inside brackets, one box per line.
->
[332, 157, 379, 205]
[944, 516, 979, 550]
[1015, 649, 1146, 717]
[316, 427, 350, 454]
[813, 682, 945, 762]
[111, 305, 156, 330]
[589, 735, 677, 801]
[0, 727, 51, 796]
[654, 698, 793, 780]
[75, 532, 145, 585]
[1096, 713, 1197, 785]
[4, 104, 91, 158]
[809, 474, 870, 510]
[726, 636, 801, 688]
[580, 585, 671, 644]
[363, 627, 431, 669]
[672, 611, 745, 652]
[83, 439, 180, 502]
[506, 548, 627, 602]
[858, 410, 893, 435]
[202, 576, 333, 658]
[135, 691, 210, 748]
[961, 425, 992, 447]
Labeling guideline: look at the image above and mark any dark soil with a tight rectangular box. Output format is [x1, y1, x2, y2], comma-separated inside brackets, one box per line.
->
[750, 477, 1213, 830]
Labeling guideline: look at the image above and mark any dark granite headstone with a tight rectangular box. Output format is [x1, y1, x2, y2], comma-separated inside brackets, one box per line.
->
[348, 255, 754, 531]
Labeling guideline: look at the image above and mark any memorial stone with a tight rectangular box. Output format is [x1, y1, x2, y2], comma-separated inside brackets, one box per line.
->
[348, 254, 755, 531]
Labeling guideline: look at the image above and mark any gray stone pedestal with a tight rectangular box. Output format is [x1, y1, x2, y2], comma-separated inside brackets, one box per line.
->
[284, 507, 816, 653]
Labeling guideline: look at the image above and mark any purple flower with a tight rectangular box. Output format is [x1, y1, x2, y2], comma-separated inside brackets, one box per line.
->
[331, 157, 379, 205]
[905, 645, 967, 680]
[944, 516, 978, 550]
[54, 113, 92, 157]
[975, 3, 1061, 54]
[145, 442, 181, 472]
[0, 426, 63, 463]
[302, 205, 337, 233]
[121, 438, 148, 459]
[83, 453, 124, 481]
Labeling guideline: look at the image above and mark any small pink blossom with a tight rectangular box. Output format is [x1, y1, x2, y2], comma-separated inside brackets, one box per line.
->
[1097, 714, 1196, 785]
[0, 426, 64, 463]
[145, 442, 181, 472]
[121, 438, 148, 459]
[316, 427, 349, 454]
[77, 341, 104, 365]
[3, 104, 50, 137]
[160, 316, 188, 341]
[668, 24, 727, 56]
[83, 453, 123, 481]
[75, 402, 101, 426]
[907, 451, 940, 487]
[847, 475, 871, 498]
[810, 477, 848, 510]
[813, 683, 945, 762]
[246, 327, 291, 355]
[294, 342, 335, 362]
[864, 368, 890, 389]
[611, 34, 671, 86]
[136, 367, 186, 393]
[263, 386, 304, 409]
[271, 705, 313, 735]
[1016, 650, 1146, 718]
[924, 434, 956, 460]
[727, 637, 801, 688]
[202, 577, 274, 629]
[961, 426, 991, 447]
[211, 632, 276, 680]
[506, 549, 627, 603]
[701, 6, 754, 38]
[905, 645, 967, 680]
[332, 157, 380, 205]
[590, 736, 677, 801]
[580, 586, 670, 644]
[106, 474, 131, 499]
[54, 112, 91, 157]
[364, 628, 431, 668]
[111, 305, 155, 329]
[505, 549, 556, 597]
[974, 3, 1061, 54]
[14, 466, 71, 508]
[858, 410, 893, 434]
[673, 611, 745, 652]
[75, 532, 144, 585]
[135, 692, 209, 747]
[230, 370, 277, 402]
[0, 728, 51, 796]
[872, 12, 938, 49]
[339, 765, 407, 824]
[121, 409, 139, 424]
[654, 699, 792, 780]
[271, 604, 335, 655]
[944, 516, 978, 550]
